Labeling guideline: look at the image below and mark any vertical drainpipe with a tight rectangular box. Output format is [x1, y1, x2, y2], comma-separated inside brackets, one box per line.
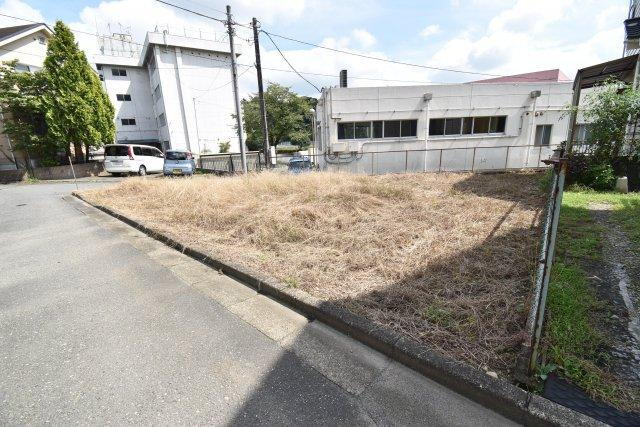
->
[526, 90, 541, 166]
[423, 93, 432, 172]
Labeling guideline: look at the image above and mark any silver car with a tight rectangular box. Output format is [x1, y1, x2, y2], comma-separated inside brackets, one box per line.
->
[163, 150, 197, 176]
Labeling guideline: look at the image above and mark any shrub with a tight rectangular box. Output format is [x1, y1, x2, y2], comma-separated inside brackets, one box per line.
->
[567, 154, 616, 191]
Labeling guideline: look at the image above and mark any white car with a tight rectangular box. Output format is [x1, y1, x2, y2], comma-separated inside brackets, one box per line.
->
[103, 144, 164, 176]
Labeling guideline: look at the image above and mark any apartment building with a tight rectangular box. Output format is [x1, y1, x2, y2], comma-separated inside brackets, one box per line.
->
[94, 28, 241, 155]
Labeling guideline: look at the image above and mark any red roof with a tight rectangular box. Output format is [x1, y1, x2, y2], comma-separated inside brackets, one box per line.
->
[471, 69, 570, 84]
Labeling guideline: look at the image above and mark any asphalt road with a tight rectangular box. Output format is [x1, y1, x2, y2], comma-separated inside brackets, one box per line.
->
[0, 181, 516, 425]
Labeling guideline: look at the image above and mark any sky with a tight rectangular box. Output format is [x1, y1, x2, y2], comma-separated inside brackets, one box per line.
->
[0, 0, 629, 98]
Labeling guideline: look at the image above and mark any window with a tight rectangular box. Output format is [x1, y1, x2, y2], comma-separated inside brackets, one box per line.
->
[142, 147, 157, 157]
[96, 64, 102, 70]
[429, 118, 445, 136]
[337, 120, 417, 139]
[444, 118, 462, 135]
[535, 124, 552, 146]
[133, 146, 143, 155]
[354, 122, 371, 139]
[14, 63, 30, 73]
[462, 117, 473, 134]
[157, 112, 167, 127]
[372, 121, 383, 138]
[111, 68, 127, 77]
[429, 116, 507, 136]
[575, 124, 591, 143]
[121, 118, 136, 126]
[489, 116, 506, 133]
[105, 145, 129, 156]
[384, 121, 400, 138]
[99, 75, 104, 81]
[473, 117, 490, 134]
[338, 122, 354, 139]
[116, 94, 132, 101]
[401, 120, 417, 137]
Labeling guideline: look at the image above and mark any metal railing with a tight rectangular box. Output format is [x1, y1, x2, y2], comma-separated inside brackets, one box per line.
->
[272, 143, 563, 174]
[199, 151, 264, 173]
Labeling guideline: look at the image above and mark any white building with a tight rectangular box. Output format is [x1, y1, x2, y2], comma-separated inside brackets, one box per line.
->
[0, 23, 52, 170]
[94, 28, 241, 155]
[313, 70, 574, 173]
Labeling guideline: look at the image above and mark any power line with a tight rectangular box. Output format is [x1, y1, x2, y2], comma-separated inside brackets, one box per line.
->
[262, 30, 320, 92]
[153, 0, 226, 24]
[260, 29, 574, 83]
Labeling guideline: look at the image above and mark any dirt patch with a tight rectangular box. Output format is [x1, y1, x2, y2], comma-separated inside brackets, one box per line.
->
[80, 171, 546, 377]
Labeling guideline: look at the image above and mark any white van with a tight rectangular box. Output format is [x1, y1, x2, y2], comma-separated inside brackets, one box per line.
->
[104, 144, 164, 176]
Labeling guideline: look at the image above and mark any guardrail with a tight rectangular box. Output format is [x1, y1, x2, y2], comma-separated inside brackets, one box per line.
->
[199, 151, 264, 173]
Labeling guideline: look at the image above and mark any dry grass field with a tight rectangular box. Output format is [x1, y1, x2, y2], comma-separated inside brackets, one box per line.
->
[81, 171, 547, 376]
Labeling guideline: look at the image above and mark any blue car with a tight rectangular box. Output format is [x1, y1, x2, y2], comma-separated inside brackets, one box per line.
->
[288, 156, 312, 173]
[164, 150, 196, 176]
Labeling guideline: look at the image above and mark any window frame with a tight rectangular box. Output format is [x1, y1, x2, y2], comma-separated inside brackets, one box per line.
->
[337, 119, 418, 140]
[116, 94, 132, 101]
[534, 124, 552, 146]
[428, 115, 508, 137]
[111, 68, 127, 77]
[120, 118, 136, 126]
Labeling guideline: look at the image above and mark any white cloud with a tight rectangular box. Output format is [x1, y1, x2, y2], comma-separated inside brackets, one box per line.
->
[420, 24, 440, 38]
[488, 0, 574, 34]
[351, 29, 376, 48]
[427, 0, 623, 81]
[0, 0, 44, 26]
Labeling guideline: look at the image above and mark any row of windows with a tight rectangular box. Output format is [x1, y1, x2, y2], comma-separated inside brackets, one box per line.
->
[337, 120, 418, 140]
[116, 94, 132, 101]
[121, 118, 136, 126]
[429, 116, 507, 136]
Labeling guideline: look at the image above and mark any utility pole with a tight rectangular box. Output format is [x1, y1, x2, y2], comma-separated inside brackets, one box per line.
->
[226, 5, 247, 173]
[252, 17, 270, 168]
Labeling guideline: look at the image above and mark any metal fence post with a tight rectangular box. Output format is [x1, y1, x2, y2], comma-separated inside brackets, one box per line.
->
[405, 150, 408, 173]
[471, 147, 477, 172]
[371, 152, 374, 175]
[504, 146, 510, 170]
[438, 149, 443, 172]
[229, 154, 234, 173]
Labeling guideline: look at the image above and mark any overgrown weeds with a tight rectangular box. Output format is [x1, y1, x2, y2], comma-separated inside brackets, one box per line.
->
[81, 171, 546, 377]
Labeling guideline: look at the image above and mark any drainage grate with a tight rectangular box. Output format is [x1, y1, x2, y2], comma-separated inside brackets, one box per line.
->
[543, 374, 640, 426]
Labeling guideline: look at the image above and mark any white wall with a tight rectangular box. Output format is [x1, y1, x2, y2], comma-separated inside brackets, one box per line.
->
[0, 29, 49, 70]
[100, 65, 159, 144]
[315, 82, 573, 173]
[151, 45, 238, 155]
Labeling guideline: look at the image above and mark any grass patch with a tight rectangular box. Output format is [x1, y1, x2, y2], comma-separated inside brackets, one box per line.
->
[541, 189, 640, 411]
[80, 171, 547, 376]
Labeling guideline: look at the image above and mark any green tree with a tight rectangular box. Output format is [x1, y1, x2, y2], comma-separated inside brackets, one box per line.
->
[0, 60, 57, 166]
[240, 83, 314, 151]
[567, 79, 640, 191]
[577, 80, 640, 161]
[43, 21, 115, 163]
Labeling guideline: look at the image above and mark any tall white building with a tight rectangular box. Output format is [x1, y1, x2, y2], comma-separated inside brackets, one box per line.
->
[94, 28, 241, 155]
[313, 70, 574, 173]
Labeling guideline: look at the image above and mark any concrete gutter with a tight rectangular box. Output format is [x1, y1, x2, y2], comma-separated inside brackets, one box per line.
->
[73, 192, 604, 427]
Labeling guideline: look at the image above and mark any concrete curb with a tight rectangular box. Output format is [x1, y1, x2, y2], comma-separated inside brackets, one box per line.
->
[72, 192, 604, 427]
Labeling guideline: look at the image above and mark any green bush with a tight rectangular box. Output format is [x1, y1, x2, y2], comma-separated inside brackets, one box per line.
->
[567, 154, 616, 191]
[580, 162, 616, 191]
